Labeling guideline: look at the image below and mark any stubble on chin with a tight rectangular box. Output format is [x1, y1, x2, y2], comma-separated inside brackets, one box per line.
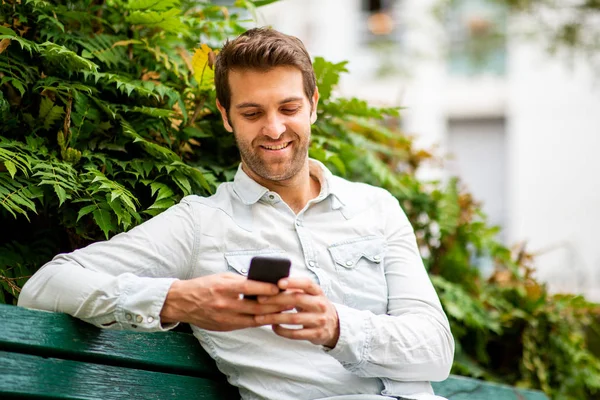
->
[236, 136, 309, 183]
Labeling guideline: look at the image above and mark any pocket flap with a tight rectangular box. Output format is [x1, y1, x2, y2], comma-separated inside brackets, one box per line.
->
[224, 249, 286, 276]
[328, 236, 386, 269]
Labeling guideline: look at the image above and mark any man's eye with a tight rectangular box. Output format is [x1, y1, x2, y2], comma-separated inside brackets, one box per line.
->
[282, 108, 300, 114]
[242, 112, 260, 119]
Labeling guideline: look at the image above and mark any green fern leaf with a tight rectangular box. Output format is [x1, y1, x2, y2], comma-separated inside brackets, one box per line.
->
[53, 184, 68, 206]
[127, 106, 174, 118]
[39, 42, 98, 73]
[121, 121, 179, 161]
[126, 9, 186, 33]
[0, 34, 38, 54]
[0, 174, 38, 220]
[38, 97, 64, 130]
[0, 143, 32, 177]
[126, 0, 180, 11]
[73, 35, 129, 68]
[438, 178, 461, 236]
[4, 161, 17, 178]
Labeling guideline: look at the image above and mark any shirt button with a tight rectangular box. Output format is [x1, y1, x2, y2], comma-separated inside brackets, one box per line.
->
[345, 261, 353, 267]
[295, 220, 301, 226]
[125, 313, 132, 321]
[241, 268, 248, 274]
[147, 316, 155, 323]
[373, 255, 381, 262]
[308, 261, 315, 267]
[136, 315, 143, 323]
[268, 194, 275, 200]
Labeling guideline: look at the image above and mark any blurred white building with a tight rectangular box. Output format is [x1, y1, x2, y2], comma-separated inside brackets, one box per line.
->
[255, 0, 600, 300]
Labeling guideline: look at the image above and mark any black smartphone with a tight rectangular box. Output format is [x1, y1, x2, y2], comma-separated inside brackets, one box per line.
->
[244, 256, 291, 300]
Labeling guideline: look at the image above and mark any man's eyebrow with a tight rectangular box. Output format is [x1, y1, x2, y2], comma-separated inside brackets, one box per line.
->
[236, 102, 261, 109]
[235, 97, 304, 109]
[279, 97, 303, 104]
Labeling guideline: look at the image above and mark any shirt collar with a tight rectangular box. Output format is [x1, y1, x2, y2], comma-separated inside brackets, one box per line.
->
[232, 158, 347, 209]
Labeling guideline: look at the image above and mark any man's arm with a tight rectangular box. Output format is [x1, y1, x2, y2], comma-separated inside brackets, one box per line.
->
[18, 200, 199, 331]
[255, 193, 455, 382]
[19, 197, 299, 332]
[325, 193, 455, 381]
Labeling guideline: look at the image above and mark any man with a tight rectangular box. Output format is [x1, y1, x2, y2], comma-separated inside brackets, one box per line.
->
[18, 28, 454, 400]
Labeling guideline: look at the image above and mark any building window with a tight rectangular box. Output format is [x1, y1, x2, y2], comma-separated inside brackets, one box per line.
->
[446, 117, 508, 242]
[361, 0, 401, 42]
[445, 0, 507, 76]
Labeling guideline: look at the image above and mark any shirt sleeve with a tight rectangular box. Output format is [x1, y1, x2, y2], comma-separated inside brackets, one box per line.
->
[325, 192, 455, 382]
[17, 197, 200, 332]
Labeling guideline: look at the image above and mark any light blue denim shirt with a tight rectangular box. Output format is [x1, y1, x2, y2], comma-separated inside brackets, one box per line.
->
[19, 159, 454, 400]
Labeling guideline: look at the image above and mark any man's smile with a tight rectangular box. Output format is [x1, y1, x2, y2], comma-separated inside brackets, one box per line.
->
[259, 141, 292, 151]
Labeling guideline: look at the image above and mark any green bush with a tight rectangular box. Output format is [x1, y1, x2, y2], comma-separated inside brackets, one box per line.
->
[1, 0, 599, 398]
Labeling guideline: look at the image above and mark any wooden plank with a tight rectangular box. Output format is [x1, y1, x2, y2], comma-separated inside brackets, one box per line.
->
[433, 375, 549, 400]
[0, 304, 220, 379]
[0, 351, 239, 400]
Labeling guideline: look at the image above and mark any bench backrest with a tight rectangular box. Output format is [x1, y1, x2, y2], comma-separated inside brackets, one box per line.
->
[0, 303, 238, 399]
[0, 303, 548, 399]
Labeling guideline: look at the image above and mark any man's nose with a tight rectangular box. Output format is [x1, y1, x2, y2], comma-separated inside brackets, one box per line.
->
[261, 113, 286, 139]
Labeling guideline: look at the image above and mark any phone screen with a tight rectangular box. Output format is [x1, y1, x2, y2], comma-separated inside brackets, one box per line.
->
[244, 256, 291, 300]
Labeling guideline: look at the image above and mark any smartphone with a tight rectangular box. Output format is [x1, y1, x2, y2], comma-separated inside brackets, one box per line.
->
[244, 256, 291, 300]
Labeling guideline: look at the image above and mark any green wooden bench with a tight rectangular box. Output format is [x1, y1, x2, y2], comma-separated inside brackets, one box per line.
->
[0, 303, 548, 399]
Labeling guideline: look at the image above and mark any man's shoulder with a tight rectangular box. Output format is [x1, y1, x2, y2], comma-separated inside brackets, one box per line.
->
[180, 182, 236, 211]
[329, 174, 394, 205]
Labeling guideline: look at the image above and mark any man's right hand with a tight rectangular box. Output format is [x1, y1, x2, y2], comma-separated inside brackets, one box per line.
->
[160, 273, 291, 331]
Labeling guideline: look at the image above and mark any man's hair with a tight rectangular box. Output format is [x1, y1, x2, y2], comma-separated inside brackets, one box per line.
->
[214, 27, 317, 112]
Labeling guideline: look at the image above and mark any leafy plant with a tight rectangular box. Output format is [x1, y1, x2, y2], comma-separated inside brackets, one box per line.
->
[1, 0, 599, 398]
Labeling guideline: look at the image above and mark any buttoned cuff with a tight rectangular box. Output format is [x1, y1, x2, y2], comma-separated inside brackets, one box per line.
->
[114, 277, 179, 332]
[322, 303, 373, 372]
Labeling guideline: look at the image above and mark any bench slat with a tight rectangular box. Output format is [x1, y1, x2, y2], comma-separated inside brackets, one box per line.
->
[0, 304, 218, 378]
[0, 351, 239, 399]
[432, 375, 549, 400]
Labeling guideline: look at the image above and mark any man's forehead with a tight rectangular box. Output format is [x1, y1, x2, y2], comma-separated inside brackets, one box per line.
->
[228, 67, 307, 106]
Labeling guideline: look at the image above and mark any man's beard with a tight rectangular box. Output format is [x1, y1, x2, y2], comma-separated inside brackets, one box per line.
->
[235, 130, 310, 182]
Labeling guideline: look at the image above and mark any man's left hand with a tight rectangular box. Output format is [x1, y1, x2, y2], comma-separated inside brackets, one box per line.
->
[254, 277, 340, 348]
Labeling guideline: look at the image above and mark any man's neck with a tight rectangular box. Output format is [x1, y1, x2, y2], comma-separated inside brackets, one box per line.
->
[242, 162, 321, 214]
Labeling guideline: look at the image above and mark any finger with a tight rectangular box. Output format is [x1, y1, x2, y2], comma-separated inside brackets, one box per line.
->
[272, 325, 325, 342]
[258, 291, 326, 313]
[254, 311, 324, 327]
[226, 278, 280, 297]
[237, 300, 294, 316]
[282, 277, 323, 296]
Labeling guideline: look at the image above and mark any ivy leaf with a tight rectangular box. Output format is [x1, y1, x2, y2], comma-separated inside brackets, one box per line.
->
[192, 44, 217, 91]
[77, 204, 97, 222]
[150, 182, 174, 201]
[172, 171, 191, 195]
[92, 208, 114, 239]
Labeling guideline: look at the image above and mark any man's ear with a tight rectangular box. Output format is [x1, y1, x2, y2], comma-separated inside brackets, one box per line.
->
[310, 86, 320, 124]
[216, 99, 234, 133]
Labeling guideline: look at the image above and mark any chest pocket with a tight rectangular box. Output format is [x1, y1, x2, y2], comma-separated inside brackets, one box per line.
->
[328, 235, 387, 315]
[224, 249, 286, 276]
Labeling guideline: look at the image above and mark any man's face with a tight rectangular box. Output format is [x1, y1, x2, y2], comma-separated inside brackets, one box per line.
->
[217, 66, 318, 183]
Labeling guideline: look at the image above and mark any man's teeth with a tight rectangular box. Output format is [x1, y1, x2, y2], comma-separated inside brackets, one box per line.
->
[263, 143, 289, 150]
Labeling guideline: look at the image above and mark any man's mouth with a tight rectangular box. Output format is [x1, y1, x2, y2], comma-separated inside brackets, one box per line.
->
[261, 142, 290, 150]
